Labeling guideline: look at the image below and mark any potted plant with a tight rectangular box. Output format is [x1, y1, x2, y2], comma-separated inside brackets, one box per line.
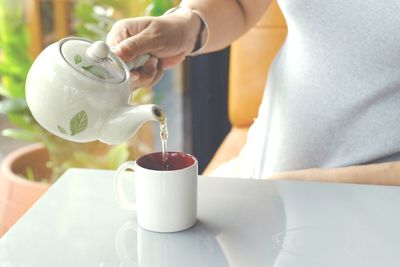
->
[0, 0, 176, 236]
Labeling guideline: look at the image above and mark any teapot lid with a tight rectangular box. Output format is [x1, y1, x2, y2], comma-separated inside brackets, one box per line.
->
[60, 37, 127, 84]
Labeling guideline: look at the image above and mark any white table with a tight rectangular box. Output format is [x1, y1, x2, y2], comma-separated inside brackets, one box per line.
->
[1, 169, 400, 267]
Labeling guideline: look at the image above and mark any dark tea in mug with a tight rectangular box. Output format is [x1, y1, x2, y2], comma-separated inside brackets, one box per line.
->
[137, 152, 197, 171]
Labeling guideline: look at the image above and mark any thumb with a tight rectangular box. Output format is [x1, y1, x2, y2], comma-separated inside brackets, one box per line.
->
[112, 31, 156, 63]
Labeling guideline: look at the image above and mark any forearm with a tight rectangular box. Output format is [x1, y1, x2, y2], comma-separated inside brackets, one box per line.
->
[266, 162, 400, 186]
[180, 0, 272, 53]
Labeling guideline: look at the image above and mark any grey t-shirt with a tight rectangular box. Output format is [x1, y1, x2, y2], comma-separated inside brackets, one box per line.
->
[241, 0, 400, 178]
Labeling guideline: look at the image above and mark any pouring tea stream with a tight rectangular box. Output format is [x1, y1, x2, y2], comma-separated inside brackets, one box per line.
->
[25, 37, 165, 145]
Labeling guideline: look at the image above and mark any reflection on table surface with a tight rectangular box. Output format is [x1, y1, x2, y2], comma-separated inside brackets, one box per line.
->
[1, 169, 400, 267]
[115, 221, 228, 267]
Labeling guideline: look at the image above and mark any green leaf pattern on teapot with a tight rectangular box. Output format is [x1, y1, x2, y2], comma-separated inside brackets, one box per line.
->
[70, 110, 88, 136]
[57, 110, 88, 136]
[73, 53, 112, 80]
[57, 125, 67, 134]
[81, 65, 112, 79]
[74, 54, 82, 64]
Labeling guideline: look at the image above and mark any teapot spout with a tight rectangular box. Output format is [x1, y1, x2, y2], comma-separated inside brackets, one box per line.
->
[98, 104, 164, 145]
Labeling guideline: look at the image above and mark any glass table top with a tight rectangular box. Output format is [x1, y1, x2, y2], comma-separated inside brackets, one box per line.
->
[1, 168, 400, 267]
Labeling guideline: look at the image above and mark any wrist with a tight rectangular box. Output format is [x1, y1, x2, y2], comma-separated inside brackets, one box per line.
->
[164, 6, 208, 56]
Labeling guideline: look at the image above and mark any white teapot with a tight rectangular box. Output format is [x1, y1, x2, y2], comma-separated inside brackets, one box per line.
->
[26, 37, 163, 145]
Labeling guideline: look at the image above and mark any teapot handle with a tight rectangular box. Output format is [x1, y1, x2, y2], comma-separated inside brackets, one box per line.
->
[126, 54, 151, 70]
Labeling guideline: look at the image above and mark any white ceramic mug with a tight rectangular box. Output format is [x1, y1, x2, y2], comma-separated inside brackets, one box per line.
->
[114, 152, 198, 232]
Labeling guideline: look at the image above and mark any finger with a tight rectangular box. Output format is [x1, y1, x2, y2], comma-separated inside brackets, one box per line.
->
[106, 31, 124, 48]
[160, 53, 186, 69]
[132, 57, 159, 87]
[112, 29, 158, 62]
[151, 63, 165, 86]
[106, 19, 141, 47]
[130, 71, 140, 81]
[131, 59, 164, 89]
[106, 20, 129, 47]
[142, 57, 158, 75]
[132, 67, 164, 89]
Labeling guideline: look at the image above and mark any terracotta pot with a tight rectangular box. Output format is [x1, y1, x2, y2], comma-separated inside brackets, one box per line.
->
[0, 143, 51, 236]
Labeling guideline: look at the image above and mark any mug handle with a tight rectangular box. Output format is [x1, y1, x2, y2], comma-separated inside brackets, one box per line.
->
[116, 221, 139, 266]
[114, 161, 137, 211]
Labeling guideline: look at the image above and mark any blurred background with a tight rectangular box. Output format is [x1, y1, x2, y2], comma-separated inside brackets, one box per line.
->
[0, 0, 231, 235]
[0, 0, 287, 237]
[0, 0, 230, 183]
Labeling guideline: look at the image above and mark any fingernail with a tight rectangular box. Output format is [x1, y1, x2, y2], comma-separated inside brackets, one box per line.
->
[110, 45, 122, 57]
[152, 58, 159, 68]
[131, 72, 139, 81]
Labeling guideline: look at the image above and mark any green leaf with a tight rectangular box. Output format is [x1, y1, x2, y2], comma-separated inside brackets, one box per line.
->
[57, 125, 67, 134]
[2, 128, 38, 142]
[0, 84, 11, 97]
[0, 98, 28, 114]
[146, 0, 174, 16]
[1, 76, 26, 98]
[70, 110, 88, 136]
[25, 167, 35, 182]
[7, 112, 34, 130]
[81, 65, 112, 79]
[74, 54, 82, 64]
[0, 64, 22, 78]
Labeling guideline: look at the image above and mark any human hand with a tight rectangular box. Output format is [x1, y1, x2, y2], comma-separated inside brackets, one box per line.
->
[106, 8, 201, 89]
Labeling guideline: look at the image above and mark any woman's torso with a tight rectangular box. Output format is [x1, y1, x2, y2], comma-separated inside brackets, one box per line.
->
[241, 0, 400, 178]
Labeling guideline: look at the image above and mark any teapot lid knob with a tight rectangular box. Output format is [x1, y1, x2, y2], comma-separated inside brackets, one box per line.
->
[86, 41, 110, 61]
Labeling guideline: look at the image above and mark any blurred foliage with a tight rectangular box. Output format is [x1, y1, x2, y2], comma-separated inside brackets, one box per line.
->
[73, 0, 179, 40]
[146, 0, 175, 16]
[0, 0, 176, 182]
[0, 1, 36, 140]
[0, 0, 31, 99]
